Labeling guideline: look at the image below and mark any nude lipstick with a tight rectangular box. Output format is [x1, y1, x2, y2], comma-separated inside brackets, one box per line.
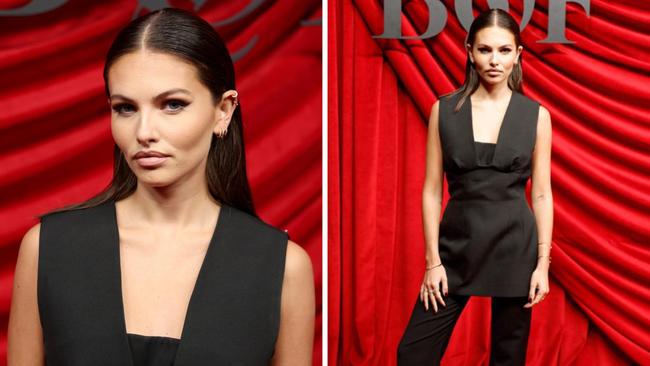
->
[133, 150, 170, 168]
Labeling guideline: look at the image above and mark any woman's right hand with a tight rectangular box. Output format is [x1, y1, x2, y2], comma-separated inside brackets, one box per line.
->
[419, 265, 448, 313]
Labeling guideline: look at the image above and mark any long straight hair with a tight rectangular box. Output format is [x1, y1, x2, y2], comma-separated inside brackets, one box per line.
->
[42, 8, 256, 218]
[447, 8, 524, 113]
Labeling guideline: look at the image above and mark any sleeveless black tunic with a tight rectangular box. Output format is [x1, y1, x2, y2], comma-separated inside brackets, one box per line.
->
[437, 90, 540, 297]
[38, 200, 288, 365]
[127, 333, 178, 365]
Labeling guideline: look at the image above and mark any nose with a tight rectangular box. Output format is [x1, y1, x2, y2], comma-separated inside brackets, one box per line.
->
[135, 108, 159, 146]
[490, 51, 499, 66]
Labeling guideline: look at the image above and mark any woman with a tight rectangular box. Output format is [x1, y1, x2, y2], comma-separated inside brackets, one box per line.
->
[8, 8, 314, 366]
[397, 9, 553, 365]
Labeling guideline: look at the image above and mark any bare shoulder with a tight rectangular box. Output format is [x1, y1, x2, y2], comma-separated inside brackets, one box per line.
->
[8, 222, 44, 365]
[538, 104, 551, 122]
[19, 223, 41, 263]
[430, 99, 440, 114]
[430, 100, 440, 120]
[284, 240, 313, 280]
[13, 222, 41, 289]
[271, 240, 314, 365]
[537, 104, 552, 136]
[426, 99, 441, 133]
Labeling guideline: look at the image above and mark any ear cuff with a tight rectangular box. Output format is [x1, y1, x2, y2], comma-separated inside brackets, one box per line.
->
[217, 91, 239, 139]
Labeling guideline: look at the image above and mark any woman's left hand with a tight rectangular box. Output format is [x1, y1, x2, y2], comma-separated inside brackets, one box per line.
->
[524, 266, 549, 308]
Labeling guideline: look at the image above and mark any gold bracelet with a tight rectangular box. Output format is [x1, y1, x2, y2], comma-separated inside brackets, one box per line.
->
[426, 262, 443, 270]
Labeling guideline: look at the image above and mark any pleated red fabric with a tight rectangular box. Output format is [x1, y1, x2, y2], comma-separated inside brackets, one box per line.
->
[329, 1, 650, 365]
[0, 2, 322, 365]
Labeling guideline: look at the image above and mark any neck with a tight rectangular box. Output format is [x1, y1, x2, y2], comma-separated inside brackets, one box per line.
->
[473, 82, 512, 102]
[119, 169, 220, 229]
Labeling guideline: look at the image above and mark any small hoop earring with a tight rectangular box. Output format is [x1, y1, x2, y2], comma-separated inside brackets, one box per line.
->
[217, 126, 228, 139]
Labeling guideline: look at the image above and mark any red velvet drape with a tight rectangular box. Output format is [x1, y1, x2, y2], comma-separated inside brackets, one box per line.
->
[0, 1, 322, 365]
[329, 0, 649, 365]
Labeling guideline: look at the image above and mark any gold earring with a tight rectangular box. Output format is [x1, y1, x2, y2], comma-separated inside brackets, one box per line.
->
[217, 126, 228, 138]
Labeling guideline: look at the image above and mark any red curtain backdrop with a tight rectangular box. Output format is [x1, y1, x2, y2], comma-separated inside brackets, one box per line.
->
[329, 0, 649, 365]
[0, 1, 321, 365]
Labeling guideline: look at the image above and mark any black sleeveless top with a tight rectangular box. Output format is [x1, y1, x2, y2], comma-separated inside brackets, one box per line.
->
[474, 141, 496, 166]
[127, 333, 179, 365]
[38, 200, 288, 365]
[437, 90, 540, 297]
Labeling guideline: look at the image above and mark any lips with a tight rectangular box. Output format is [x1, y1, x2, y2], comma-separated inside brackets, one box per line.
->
[487, 69, 501, 73]
[133, 151, 170, 168]
[133, 150, 169, 159]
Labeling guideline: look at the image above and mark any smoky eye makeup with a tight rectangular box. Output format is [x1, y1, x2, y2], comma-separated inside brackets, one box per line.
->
[111, 103, 135, 115]
[163, 99, 190, 112]
[478, 46, 512, 53]
[110, 99, 191, 116]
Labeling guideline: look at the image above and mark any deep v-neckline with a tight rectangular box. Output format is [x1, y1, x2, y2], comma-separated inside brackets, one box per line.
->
[468, 90, 515, 165]
[109, 200, 226, 365]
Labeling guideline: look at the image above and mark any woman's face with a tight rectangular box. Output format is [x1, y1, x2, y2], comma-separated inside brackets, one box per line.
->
[467, 26, 522, 86]
[107, 51, 237, 187]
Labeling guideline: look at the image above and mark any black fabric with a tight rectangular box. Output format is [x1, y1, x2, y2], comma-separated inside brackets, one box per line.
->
[127, 333, 179, 366]
[397, 295, 471, 365]
[490, 297, 532, 365]
[436, 90, 541, 297]
[38, 200, 288, 366]
[475, 141, 496, 167]
[397, 295, 532, 365]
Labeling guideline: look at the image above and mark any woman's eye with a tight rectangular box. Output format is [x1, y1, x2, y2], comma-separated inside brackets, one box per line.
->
[111, 100, 188, 115]
[112, 104, 135, 115]
[164, 99, 188, 112]
[501, 49, 511, 53]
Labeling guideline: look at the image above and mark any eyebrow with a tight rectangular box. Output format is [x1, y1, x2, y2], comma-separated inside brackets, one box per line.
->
[109, 88, 193, 102]
[476, 44, 513, 48]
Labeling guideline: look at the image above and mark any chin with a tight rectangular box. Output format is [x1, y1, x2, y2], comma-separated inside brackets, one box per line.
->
[134, 171, 175, 187]
[484, 77, 503, 84]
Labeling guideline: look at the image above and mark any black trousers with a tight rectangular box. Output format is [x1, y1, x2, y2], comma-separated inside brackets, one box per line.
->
[397, 294, 532, 366]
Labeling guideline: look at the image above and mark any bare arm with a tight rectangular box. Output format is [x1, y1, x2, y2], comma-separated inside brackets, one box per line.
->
[419, 100, 449, 312]
[270, 240, 315, 365]
[531, 105, 554, 271]
[422, 100, 444, 268]
[7, 223, 45, 366]
[524, 105, 554, 308]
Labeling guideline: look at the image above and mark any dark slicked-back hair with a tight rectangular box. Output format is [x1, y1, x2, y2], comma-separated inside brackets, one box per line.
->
[448, 8, 524, 112]
[43, 8, 255, 217]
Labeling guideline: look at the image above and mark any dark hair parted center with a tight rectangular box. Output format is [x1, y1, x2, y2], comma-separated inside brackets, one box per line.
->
[447, 9, 524, 112]
[44, 8, 255, 217]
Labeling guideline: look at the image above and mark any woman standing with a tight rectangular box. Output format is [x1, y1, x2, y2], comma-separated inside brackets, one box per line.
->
[397, 9, 553, 365]
[8, 8, 314, 366]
